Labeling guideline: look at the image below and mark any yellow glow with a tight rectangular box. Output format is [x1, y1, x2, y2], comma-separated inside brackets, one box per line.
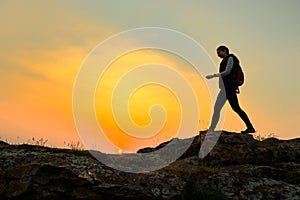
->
[95, 49, 212, 152]
[118, 148, 123, 154]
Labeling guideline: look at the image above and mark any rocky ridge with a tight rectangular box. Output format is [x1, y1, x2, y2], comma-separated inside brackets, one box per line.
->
[0, 131, 299, 199]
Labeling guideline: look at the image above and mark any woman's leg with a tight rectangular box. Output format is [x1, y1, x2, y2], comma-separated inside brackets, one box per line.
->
[227, 89, 254, 129]
[209, 90, 227, 131]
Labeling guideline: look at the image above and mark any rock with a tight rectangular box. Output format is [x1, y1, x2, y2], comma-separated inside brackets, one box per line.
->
[1, 130, 300, 199]
[190, 164, 300, 200]
[0, 143, 185, 200]
[0, 141, 9, 148]
[195, 131, 300, 167]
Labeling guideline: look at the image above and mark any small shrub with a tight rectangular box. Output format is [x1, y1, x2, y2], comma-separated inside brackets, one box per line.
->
[64, 140, 85, 151]
[27, 137, 48, 146]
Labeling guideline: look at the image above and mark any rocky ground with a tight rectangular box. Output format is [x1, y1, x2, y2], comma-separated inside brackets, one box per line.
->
[0, 131, 299, 200]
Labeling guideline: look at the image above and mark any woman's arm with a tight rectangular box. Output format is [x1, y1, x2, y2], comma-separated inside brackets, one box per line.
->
[206, 56, 234, 79]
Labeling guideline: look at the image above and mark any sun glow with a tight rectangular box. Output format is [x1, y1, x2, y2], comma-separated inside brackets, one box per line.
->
[94, 49, 211, 152]
[118, 148, 123, 154]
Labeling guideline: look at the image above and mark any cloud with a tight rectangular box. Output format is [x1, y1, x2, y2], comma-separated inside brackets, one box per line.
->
[0, 1, 114, 51]
[0, 60, 47, 80]
[0, 0, 116, 90]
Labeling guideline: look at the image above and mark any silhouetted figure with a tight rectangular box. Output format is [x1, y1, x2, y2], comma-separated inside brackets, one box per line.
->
[206, 45, 255, 134]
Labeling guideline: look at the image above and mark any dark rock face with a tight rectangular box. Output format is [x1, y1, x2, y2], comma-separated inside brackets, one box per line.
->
[163, 131, 300, 199]
[1, 131, 300, 199]
[0, 144, 185, 200]
[203, 131, 300, 166]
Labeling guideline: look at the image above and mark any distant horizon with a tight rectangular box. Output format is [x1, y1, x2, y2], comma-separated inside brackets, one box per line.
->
[0, 129, 294, 154]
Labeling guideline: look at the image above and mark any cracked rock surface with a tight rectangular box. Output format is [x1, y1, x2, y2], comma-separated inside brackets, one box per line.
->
[1, 131, 300, 199]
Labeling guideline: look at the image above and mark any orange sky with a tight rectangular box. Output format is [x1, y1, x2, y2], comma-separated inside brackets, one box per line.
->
[1, 1, 299, 153]
[93, 49, 211, 152]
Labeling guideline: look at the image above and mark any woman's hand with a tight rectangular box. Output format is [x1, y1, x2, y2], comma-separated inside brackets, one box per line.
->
[206, 74, 217, 79]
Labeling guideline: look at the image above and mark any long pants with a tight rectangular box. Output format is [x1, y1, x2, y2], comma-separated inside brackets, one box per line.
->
[209, 86, 253, 131]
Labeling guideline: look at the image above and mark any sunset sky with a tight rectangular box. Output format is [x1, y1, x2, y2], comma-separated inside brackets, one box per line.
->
[0, 1, 299, 153]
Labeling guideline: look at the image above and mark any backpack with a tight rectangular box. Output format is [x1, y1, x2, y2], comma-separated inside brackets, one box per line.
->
[220, 54, 245, 93]
[234, 64, 244, 94]
[235, 65, 244, 87]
